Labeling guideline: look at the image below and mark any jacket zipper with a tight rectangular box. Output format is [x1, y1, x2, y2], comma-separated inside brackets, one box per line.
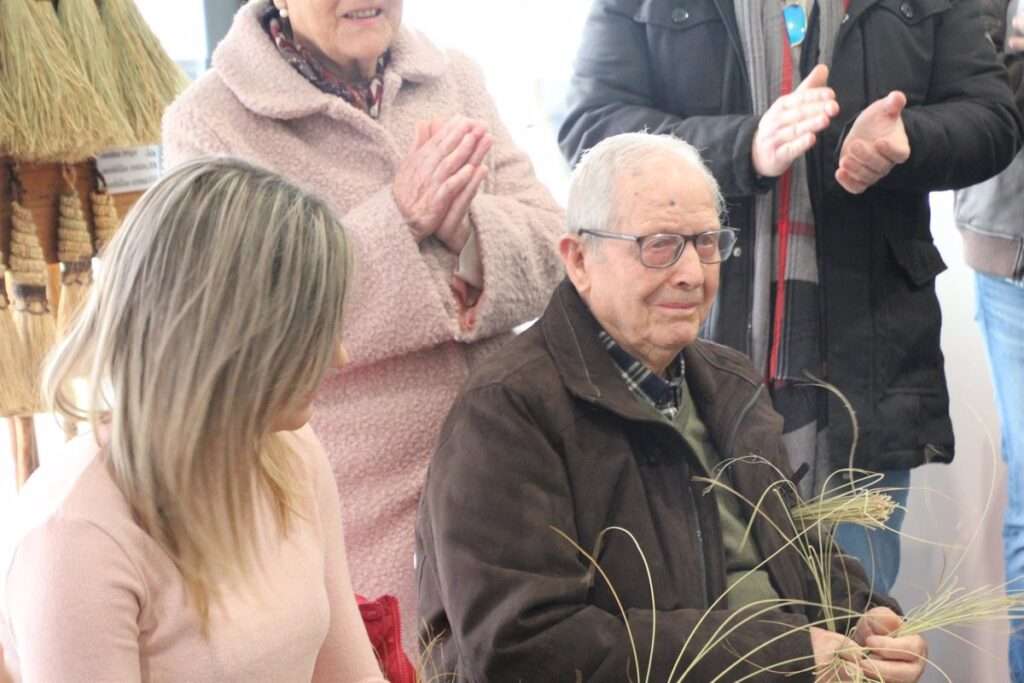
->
[645, 418, 713, 607]
[686, 472, 711, 607]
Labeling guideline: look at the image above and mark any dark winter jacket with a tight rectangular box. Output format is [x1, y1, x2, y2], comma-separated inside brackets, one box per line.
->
[558, 0, 1024, 471]
[955, 0, 1024, 281]
[416, 280, 896, 682]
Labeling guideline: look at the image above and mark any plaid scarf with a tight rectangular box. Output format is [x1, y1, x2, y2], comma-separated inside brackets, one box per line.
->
[735, 0, 847, 494]
[261, 5, 387, 118]
[598, 331, 685, 421]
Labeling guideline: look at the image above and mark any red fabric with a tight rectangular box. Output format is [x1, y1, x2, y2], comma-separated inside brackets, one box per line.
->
[356, 595, 417, 683]
[769, 20, 797, 382]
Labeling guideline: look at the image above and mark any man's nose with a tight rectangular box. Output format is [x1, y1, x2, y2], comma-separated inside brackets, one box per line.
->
[670, 241, 705, 288]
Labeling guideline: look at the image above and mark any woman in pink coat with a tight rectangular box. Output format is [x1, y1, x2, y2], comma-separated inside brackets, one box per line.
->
[162, 0, 564, 652]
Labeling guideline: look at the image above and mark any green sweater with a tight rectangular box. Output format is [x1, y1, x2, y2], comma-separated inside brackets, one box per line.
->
[672, 381, 781, 610]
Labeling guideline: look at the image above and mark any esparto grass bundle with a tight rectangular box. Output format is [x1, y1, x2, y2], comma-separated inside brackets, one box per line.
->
[790, 469, 899, 531]
[893, 584, 1024, 639]
[100, 0, 189, 145]
[58, 0, 134, 151]
[0, 0, 123, 161]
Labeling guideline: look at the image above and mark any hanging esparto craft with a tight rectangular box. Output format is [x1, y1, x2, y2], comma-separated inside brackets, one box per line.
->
[58, 0, 135, 152]
[100, 0, 189, 145]
[91, 176, 123, 252]
[56, 164, 95, 336]
[0, 0, 125, 161]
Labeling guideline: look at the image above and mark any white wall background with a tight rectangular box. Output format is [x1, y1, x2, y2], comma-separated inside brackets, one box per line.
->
[892, 193, 1010, 683]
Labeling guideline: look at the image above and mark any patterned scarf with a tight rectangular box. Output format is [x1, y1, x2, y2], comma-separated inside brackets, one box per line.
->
[261, 5, 387, 118]
[734, 0, 847, 494]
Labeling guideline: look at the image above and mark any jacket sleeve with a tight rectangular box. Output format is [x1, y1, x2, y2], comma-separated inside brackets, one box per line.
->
[556, 0, 767, 197]
[447, 53, 566, 343]
[419, 383, 818, 683]
[853, 0, 1024, 192]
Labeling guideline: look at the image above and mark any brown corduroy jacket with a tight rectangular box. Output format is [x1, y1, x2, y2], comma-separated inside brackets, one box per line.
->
[416, 280, 897, 682]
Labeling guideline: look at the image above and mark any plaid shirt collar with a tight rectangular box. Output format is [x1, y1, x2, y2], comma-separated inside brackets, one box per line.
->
[597, 330, 685, 420]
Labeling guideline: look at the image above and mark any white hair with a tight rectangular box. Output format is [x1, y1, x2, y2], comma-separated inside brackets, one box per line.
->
[565, 132, 724, 239]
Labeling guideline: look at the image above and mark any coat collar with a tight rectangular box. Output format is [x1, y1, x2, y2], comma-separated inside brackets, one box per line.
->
[212, 1, 446, 122]
[541, 279, 749, 433]
[540, 280, 657, 425]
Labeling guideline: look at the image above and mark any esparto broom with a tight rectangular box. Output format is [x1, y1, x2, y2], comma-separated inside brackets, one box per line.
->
[0, 0, 123, 161]
[58, 0, 134, 151]
[100, 0, 189, 145]
[91, 179, 122, 252]
[56, 165, 95, 336]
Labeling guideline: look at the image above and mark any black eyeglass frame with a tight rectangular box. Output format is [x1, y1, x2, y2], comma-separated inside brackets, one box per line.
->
[576, 227, 740, 268]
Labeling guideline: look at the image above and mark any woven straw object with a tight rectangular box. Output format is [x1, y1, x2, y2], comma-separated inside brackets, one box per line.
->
[92, 186, 123, 251]
[101, 0, 189, 144]
[56, 174, 95, 336]
[0, 0, 123, 161]
[58, 0, 134, 152]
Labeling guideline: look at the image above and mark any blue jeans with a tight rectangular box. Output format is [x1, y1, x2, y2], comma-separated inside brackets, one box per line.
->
[976, 272, 1024, 683]
[834, 469, 911, 597]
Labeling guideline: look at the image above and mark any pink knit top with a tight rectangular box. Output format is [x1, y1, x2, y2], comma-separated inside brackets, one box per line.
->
[0, 427, 387, 683]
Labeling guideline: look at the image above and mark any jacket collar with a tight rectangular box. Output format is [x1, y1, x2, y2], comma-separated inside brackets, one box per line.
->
[541, 279, 751, 434]
[212, 1, 446, 122]
[541, 280, 658, 425]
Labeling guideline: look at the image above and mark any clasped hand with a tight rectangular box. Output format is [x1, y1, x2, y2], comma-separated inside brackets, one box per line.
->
[811, 607, 927, 682]
[393, 115, 492, 253]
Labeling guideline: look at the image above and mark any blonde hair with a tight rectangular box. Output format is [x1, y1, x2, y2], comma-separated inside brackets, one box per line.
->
[44, 157, 350, 627]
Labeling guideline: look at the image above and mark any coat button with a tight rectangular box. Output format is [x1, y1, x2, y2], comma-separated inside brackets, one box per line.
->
[671, 7, 690, 23]
[899, 2, 915, 19]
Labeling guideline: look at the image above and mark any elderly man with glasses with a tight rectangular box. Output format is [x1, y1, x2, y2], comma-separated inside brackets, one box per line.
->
[558, 0, 1024, 599]
[415, 133, 927, 682]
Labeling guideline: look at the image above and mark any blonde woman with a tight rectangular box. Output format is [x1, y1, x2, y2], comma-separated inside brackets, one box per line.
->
[0, 158, 388, 683]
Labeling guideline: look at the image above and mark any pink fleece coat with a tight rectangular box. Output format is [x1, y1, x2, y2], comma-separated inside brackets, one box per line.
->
[162, 2, 564, 650]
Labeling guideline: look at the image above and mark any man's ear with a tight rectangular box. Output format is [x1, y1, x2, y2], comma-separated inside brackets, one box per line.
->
[560, 234, 591, 297]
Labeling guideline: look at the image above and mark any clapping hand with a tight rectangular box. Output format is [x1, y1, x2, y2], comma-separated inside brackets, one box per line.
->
[835, 91, 911, 194]
[752, 64, 840, 178]
[393, 115, 492, 253]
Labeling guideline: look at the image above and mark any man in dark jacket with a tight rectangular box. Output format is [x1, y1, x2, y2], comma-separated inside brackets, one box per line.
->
[954, 3, 1024, 679]
[416, 133, 927, 682]
[558, 0, 1024, 595]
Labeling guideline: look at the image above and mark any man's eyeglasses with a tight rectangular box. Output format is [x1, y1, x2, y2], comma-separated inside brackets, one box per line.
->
[576, 228, 740, 268]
